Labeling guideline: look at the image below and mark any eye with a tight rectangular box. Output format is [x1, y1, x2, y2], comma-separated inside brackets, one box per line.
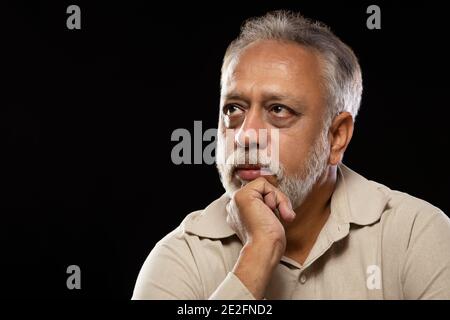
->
[269, 104, 293, 118]
[223, 104, 244, 116]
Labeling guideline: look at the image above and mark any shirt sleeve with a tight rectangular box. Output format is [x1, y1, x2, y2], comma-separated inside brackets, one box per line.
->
[401, 208, 450, 299]
[131, 230, 203, 299]
[131, 228, 255, 300]
[209, 272, 256, 300]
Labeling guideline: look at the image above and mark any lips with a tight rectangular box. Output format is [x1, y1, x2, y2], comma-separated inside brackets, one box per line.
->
[234, 165, 264, 181]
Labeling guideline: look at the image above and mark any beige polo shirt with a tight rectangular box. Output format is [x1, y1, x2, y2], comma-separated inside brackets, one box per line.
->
[132, 164, 450, 299]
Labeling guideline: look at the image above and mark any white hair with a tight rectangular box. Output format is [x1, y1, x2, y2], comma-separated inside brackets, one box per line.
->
[221, 10, 363, 125]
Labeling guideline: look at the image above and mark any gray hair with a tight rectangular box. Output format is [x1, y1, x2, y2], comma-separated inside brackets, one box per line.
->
[221, 10, 363, 125]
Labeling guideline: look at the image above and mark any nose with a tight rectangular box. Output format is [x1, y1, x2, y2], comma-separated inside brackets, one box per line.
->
[235, 108, 269, 150]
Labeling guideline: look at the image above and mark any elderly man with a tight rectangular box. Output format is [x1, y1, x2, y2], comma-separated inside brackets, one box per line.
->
[132, 11, 450, 299]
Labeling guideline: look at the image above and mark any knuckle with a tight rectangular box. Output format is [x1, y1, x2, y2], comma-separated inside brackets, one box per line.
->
[247, 176, 265, 189]
[255, 176, 268, 187]
[254, 176, 266, 183]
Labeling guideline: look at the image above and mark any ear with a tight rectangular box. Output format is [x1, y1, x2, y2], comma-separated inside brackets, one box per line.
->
[328, 112, 354, 165]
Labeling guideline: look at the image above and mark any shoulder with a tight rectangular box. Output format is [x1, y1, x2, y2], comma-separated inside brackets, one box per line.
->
[372, 183, 450, 298]
[132, 197, 241, 299]
[377, 182, 448, 233]
[374, 181, 450, 253]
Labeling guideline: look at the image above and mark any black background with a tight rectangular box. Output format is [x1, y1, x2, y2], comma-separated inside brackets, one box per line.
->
[1, 0, 449, 299]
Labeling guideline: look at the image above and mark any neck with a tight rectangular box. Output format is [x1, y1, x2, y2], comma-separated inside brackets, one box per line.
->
[284, 165, 337, 265]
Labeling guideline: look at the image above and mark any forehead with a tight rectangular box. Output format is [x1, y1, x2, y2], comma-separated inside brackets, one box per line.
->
[222, 40, 324, 96]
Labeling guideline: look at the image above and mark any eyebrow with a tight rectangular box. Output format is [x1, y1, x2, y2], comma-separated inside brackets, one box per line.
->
[224, 91, 309, 110]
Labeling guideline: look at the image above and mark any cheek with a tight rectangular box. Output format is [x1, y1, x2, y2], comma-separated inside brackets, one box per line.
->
[277, 133, 314, 175]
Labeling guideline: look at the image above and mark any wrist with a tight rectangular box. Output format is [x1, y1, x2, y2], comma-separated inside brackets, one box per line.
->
[247, 236, 285, 261]
[232, 241, 283, 299]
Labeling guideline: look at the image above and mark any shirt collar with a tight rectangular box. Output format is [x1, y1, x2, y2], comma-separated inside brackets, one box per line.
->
[182, 193, 235, 239]
[335, 163, 390, 226]
[182, 163, 390, 240]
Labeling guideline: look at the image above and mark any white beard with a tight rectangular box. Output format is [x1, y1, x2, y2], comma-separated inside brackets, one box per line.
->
[216, 127, 330, 210]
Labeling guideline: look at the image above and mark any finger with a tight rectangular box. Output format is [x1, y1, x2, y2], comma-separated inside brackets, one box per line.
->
[279, 201, 296, 223]
[249, 177, 296, 222]
[272, 190, 295, 223]
[262, 174, 278, 187]
[263, 191, 277, 211]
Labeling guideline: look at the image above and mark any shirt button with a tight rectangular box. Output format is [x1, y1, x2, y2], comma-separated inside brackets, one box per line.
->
[300, 273, 307, 284]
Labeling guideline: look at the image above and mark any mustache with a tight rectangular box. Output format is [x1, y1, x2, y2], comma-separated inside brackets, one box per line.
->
[222, 149, 272, 166]
[221, 149, 282, 177]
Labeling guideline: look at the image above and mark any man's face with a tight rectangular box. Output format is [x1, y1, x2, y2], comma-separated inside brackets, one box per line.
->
[216, 40, 331, 208]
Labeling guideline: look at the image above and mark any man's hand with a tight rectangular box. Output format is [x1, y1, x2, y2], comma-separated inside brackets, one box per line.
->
[226, 177, 296, 299]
